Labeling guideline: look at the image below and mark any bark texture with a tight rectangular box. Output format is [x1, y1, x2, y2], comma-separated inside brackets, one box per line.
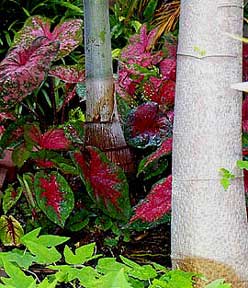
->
[171, 1, 248, 287]
[83, 0, 133, 172]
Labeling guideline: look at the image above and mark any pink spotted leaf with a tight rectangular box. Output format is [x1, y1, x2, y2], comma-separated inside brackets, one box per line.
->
[124, 102, 172, 149]
[0, 37, 59, 109]
[34, 171, 74, 227]
[73, 147, 131, 220]
[13, 16, 83, 60]
[49, 65, 85, 83]
[130, 175, 172, 223]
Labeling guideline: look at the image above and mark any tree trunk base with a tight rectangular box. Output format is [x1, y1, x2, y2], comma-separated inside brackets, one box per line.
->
[85, 120, 134, 173]
[173, 256, 248, 288]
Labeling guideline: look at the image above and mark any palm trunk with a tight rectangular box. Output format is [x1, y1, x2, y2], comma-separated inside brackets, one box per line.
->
[171, 1, 248, 287]
[83, 0, 133, 173]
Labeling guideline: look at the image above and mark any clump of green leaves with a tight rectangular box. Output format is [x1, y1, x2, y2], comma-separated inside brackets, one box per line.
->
[0, 228, 231, 288]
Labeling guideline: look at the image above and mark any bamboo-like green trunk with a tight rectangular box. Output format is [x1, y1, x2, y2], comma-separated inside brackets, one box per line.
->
[83, 0, 133, 172]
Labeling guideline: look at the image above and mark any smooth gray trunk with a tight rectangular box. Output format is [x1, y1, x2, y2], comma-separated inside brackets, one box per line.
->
[83, 0, 133, 172]
[171, 1, 248, 287]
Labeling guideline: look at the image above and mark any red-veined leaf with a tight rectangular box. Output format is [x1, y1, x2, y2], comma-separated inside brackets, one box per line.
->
[130, 175, 172, 223]
[0, 37, 59, 109]
[34, 171, 74, 227]
[0, 215, 24, 246]
[73, 147, 131, 220]
[124, 102, 172, 148]
[40, 128, 71, 150]
[2, 185, 23, 214]
[13, 16, 83, 60]
[243, 96, 248, 133]
[138, 137, 172, 176]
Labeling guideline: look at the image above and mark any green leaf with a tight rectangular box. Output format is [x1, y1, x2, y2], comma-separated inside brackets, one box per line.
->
[120, 256, 157, 281]
[37, 234, 69, 247]
[205, 279, 231, 288]
[100, 269, 133, 288]
[237, 160, 248, 170]
[1, 260, 36, 288]
[37, 278, 58, 288]
[97, 258, 127, 275]
[2, 185, 23, 214]
[219, 168, 235, 190]
[64, 243, 101, 265]
[0, 216, 24, 246]
[0, 249, 35, 269]
[24, 240, 62, 264]
[143, 0, 158, 20]
[12, 144, 31, 168]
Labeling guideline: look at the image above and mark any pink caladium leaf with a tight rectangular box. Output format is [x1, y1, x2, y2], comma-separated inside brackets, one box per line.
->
[130, 175, 172, 223]
[0, 37, 59, 109]
[138, 137, 173, 178]
[34, 171, 74, 227]
[159, 59, 176, 81]
[2, 185, 23, 214]
[13, 16, 83, 60]
[49, 65, 85, 83]
[124, 102, 172, 149]
[121, 25, 162, 67]
[73, 147, 131, 220]
[0, 112, 16, 122]
[243, 44, 248, 81]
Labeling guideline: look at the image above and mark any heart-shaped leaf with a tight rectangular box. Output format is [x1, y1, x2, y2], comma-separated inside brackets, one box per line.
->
[34, 171, 74, 227]
[13, 16, 83, 60]
[73, 147, 131, 220]
[124, 102, 172, 149]
[130, 175, 172, 223]
[0, 215, 24, 246]
[0, 37, 59, 109]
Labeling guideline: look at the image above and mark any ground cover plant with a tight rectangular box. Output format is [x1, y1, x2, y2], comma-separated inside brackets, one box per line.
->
[0, 228, 232, 288]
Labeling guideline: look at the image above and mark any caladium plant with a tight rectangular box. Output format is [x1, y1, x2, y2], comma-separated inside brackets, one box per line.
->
[124, 102, 173, 149]
[74, 146, 131, 221]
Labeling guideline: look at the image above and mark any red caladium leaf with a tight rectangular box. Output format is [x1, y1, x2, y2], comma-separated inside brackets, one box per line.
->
[243, 44, 248, 81]
[24, 124, 71, 150]
[130, 175, 172, 223]
[49, 65, 85, 83]
[244, 169, 248, 194]
[73, 147, 131, 220]
[144, 78, 175, 107]
[40, 129, 71, 150]
[124, 102, 172, 149]
[243, 96, 248, 133]
[34, 171, 74, 227]
[0, 37, 59, 109]
[13, 16, 83, 60]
